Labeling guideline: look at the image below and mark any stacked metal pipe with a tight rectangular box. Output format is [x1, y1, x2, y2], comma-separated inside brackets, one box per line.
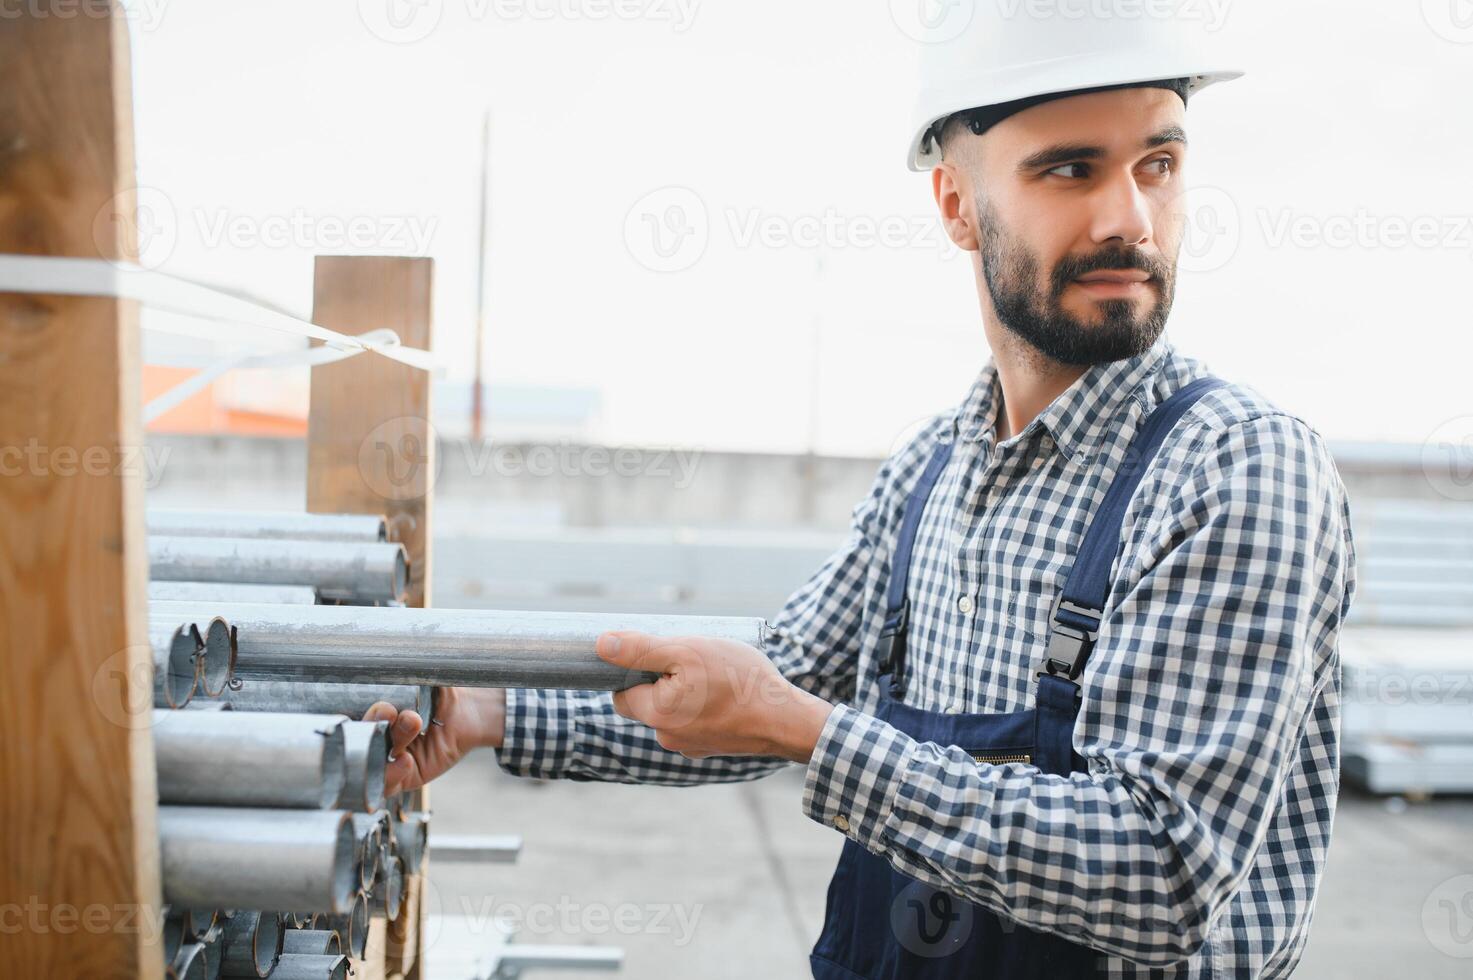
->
[149, 509, 426, 977]
[147, 506, 759, 976]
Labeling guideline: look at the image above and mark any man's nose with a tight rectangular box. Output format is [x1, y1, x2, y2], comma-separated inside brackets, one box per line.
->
[1088, 174, 1154, 248]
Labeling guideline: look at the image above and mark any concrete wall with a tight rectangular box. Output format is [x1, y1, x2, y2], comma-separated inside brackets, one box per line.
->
[146, 434, 1467, 533]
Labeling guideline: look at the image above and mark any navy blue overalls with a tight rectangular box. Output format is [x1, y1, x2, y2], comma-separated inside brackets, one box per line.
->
[810, 376, 1225, 980]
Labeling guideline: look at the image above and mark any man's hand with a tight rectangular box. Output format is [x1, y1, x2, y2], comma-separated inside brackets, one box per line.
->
[365, 687, 507, 797]
[596, 631, 834, 764]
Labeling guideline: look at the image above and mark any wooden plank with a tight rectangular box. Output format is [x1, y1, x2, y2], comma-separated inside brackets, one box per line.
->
[307, 256, 434, 976]
[0, 11, 164, 978]
[307, 256, 435, 607]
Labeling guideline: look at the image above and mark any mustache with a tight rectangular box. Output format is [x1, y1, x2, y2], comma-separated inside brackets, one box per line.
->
[1050, 248, 1171, 296]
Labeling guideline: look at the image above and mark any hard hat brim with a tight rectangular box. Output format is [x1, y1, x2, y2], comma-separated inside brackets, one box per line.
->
[908, 57, 1245, 172]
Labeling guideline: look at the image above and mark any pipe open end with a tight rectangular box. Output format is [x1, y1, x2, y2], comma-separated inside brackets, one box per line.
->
[347, 890, 370, 958]
[157, 626, 200, 709]
[320, 725, 348, 810]
[380, 855, 404, 920]
[251, 910, 282, 977]
[198, 617, 233, 697]
[362, 721, 389, 813]
[330, 816, 358, 917]
[393, 548, 409, 601]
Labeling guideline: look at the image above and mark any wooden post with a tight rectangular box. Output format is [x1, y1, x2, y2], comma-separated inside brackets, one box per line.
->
[308, 255, 434, 978]
[307, 256, 435, 608]
[0, 11, 164, 978]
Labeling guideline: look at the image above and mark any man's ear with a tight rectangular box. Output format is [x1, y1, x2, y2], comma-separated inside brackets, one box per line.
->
[933, 161, 980, 252]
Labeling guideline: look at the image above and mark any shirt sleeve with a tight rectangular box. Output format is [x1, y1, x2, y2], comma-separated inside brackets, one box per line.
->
[495, 427, 931, 783]
[800, 413, 1358, 966]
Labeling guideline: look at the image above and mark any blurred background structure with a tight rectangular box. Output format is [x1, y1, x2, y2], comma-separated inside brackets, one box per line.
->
[116, 0, 1473, 976]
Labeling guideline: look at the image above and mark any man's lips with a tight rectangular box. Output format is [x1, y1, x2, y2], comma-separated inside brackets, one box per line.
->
[1074, 269, 1151, 284]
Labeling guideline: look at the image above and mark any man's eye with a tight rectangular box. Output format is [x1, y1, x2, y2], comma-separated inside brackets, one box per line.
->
[1045, 162, 1089, 179]
[1144, 157, 1174, 176]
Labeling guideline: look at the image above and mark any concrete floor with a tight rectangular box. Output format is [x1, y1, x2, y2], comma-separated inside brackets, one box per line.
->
[426, 751, 1473, 979]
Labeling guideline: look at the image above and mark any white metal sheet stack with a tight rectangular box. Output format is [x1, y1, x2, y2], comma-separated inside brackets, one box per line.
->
[1340, 628, 1473, 795]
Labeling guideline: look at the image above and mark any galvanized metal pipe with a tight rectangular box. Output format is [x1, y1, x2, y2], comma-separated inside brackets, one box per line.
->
[162, 908, 187, 962]
[153, 623, 201, 710]
[431, 833, 523, 864]
[170, 941, 208, 980]
[150, 602, 769, 691]
[267, 954, 348, 980]
[210, 677, 429, 721]
[393, 812, 429, 875]
[371, 854, 404, 920]
[337, 721, 388, 813]
[153, 711, 349, 809]
[148, 508, 388, 543]
[149, 537, 408, 603]
[281, 929, 340, 955]
[350, 812, 389, 890]
[198, 616, 236, 698]
[151, 581, 320, 605]
[325, 891, 369, 959]
[220, 910, 282, 979]
[184, 907, 217, 940]
[158, 807, 357, 914]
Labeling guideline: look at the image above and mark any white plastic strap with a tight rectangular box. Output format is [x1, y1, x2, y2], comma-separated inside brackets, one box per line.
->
[0, 254, 440, 423]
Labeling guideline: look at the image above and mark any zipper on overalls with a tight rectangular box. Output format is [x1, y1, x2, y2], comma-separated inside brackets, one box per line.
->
[968, 751, 1032, 765]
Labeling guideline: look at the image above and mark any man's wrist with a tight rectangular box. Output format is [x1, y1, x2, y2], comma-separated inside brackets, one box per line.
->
[467, 687, 508, 750]
[770, 688, 835, 764]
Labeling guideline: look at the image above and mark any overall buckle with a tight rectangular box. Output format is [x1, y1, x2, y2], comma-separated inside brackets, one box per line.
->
[877, 600, 910, 695]
[1039, 597, 1102, 680]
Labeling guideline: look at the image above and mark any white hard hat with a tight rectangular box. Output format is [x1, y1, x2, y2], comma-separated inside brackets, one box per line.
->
[907, 4, 1243, 171]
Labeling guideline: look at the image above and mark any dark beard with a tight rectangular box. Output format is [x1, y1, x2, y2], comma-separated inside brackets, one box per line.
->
[979, 196, 1176, 367]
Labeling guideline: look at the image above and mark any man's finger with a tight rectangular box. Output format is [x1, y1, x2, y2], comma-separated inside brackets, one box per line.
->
[596, 631, 679, 673]
[383, 749, 420, 797]
[363, 701, 400, 726]
[611, 683, 659, 724]
[388, 710, 423, 758]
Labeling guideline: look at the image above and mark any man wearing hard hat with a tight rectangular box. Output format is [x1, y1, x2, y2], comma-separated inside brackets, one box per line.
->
[371, 7, 1357, 978]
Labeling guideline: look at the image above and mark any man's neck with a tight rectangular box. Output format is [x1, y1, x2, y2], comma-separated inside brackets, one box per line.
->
[989, 329, 1088, 444]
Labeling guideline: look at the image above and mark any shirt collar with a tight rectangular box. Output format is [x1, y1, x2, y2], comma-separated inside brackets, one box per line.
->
[953, 335, 1176, 462]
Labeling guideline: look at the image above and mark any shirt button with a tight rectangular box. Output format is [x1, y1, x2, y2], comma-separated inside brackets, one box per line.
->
[833, 815, 850, 832]
[958, 595, 974, 615]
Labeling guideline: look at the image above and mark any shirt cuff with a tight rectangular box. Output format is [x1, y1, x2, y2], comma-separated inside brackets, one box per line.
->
[494, 688, 579, 779]
[801, 702, 914, 853]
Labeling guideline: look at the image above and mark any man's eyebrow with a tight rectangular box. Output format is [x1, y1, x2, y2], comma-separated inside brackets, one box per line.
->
[1015, 143, 1104, 173]
[1146, 126, 1188, 149]
[1015, 127, 1190, 174]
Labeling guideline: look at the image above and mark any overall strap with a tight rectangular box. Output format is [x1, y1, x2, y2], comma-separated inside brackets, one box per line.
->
[1041, 375, 1227, 680]
[876, 438, 954, 696]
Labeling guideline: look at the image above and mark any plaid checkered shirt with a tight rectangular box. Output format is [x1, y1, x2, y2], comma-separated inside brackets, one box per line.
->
[496, 337, 1358, 978]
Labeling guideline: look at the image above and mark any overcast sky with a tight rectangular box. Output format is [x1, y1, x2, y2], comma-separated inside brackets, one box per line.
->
[123, 0, 1472, 456]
